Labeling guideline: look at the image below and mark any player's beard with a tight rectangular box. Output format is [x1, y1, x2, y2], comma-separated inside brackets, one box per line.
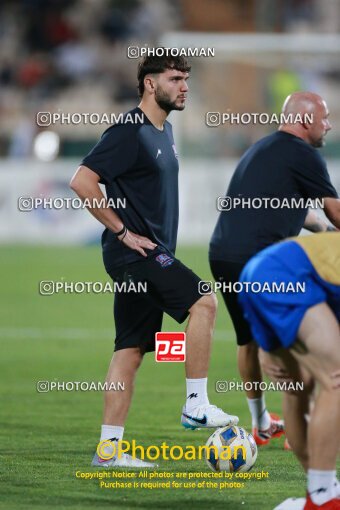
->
[311, 136, 325, 148]
[154, 86, 185, 113]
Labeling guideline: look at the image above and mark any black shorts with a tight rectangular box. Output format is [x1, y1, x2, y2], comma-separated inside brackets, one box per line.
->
[108, 252, 202, 353]
[209, 259, 253, 346]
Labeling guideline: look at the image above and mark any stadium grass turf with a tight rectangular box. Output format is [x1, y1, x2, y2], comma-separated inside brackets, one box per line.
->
[1, 244, 335, 510]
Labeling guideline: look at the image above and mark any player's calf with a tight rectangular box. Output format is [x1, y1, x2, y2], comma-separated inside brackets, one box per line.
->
[183, 293, 239, 428]
[185, 294, 217, 378]
[291, 304, 340, 507]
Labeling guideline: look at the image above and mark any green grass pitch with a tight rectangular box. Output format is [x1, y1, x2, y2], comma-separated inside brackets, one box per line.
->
[0, 244, 322, 509]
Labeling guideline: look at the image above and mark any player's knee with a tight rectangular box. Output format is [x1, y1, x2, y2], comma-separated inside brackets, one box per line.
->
[190, 294, 218, 321]
[115, 347, 143, 370]
[320, 375, 340, 393]
[246, 340, 258, 352]
[240, 340, 258, 358]
[313, 358, 340, 392]
[283, 369, 315, 397]
[133, 348, 144, 368]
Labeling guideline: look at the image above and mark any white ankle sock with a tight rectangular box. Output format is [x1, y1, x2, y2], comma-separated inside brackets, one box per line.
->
[247, 396, 271, 430]
[308, 469, 336, 505]
[99, 425, 124, 458]
[100, 424, 124, 442]
[185, 378, 209, 412]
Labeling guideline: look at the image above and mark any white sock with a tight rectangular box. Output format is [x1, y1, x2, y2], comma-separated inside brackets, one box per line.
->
[247, 397, 271, 430]
[308, 469, 336, 505]
[185, 378, 209, 411]
[99, 425, 124, 458]
[100, 424, 124, 442]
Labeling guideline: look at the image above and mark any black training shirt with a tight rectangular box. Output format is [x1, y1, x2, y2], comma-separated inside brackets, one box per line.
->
[81, 108, 179, 271]
[209, 131, 338, 263]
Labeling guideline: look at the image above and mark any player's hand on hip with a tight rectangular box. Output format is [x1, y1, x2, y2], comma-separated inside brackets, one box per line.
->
[119, 230, 157, 257]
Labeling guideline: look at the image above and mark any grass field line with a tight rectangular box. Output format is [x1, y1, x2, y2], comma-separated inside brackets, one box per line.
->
[0, 327, 235, 341]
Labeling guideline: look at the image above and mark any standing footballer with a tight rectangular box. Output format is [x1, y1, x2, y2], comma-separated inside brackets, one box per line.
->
[70, 54, 238, 468]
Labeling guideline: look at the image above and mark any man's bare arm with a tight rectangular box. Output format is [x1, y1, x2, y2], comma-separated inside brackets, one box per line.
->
[303, 208, 329, 233]
[70, 165, 157, 257]
[323, 197, 340, 230]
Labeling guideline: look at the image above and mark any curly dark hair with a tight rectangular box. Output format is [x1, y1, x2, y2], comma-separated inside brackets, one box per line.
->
[137, 53, 191, 97]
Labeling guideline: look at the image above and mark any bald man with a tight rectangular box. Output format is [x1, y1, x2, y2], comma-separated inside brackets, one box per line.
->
[209, 92, 340, 447]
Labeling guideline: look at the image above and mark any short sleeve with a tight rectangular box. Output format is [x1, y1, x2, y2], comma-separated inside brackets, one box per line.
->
[81, 124, 139, 185]
[291, 145, 338, 200]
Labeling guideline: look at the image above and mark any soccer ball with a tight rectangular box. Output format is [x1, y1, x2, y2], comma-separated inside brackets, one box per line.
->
[205, 425, 257, 473]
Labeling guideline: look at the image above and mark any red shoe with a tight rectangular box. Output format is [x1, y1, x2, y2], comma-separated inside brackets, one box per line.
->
[304, 495, 340, 509]
[252, 413, 285, 446]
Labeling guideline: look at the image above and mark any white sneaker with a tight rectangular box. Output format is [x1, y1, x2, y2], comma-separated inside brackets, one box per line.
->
[181, 403, 239, 429]
[273, 497, 306, 510]
[92, 451, 156, 468]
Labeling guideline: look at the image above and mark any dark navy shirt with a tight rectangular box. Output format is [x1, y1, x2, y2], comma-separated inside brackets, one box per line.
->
[81, 107, 179, 271]
[210, 131, 338, 263]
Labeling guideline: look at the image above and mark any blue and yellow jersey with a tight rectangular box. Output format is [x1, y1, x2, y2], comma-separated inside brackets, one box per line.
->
[294, 232, 340, 285]
[239, 232, 340, 351]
